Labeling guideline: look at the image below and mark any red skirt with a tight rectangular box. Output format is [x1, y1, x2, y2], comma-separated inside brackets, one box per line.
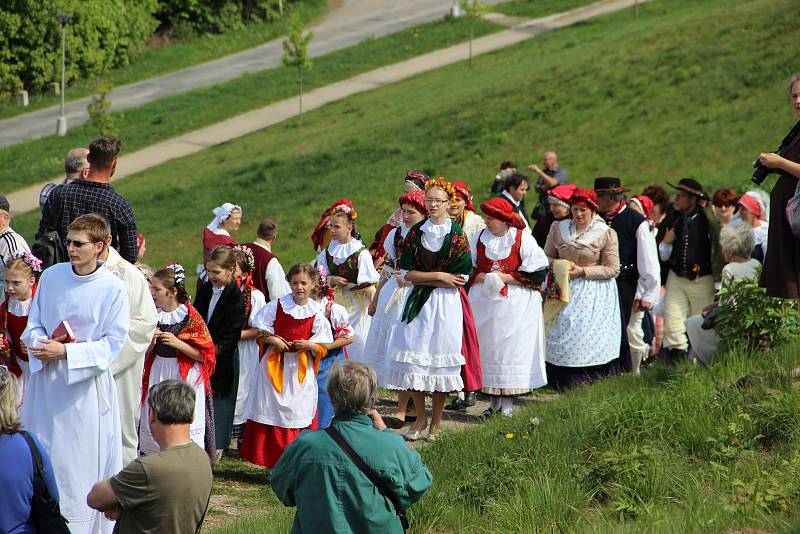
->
[240, 414, 318, 468]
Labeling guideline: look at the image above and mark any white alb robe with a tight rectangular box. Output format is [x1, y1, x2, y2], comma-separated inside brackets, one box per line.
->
[105, 246, 158, 465]
[22, 263, 130, 534]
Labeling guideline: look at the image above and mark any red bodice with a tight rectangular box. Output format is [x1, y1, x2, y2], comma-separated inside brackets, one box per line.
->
[474, 229, 523, 275]
[274, 301, 315, 342]
[6, 312, 29, 361]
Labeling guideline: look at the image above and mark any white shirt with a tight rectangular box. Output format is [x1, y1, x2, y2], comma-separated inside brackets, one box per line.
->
[316, 238, 380, 286]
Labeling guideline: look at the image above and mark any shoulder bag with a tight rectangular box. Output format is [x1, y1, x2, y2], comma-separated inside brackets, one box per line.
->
[19, 431, 70, 533]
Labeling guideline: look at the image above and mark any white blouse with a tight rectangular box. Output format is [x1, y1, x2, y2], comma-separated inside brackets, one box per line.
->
[157, 304, 189, 325]
[469, 228, 549, 273]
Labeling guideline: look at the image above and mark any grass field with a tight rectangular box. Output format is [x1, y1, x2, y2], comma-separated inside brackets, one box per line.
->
[494, 0, 600, 18]
[0, 16, 503, 194]
[0, 0, 327, 120]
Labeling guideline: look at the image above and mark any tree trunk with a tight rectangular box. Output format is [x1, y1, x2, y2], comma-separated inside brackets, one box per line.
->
[299, 66, 304, 125]
[469, 20, 474, 67]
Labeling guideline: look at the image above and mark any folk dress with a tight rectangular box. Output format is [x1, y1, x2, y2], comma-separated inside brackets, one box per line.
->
[468, 228, 548, 395]
[384, 219, 481, 393]
[139, 303, 216, 455]
[362, 225, 412, 384]
[240, 295, 332, 468]
[543, 216, 621, 389]
[1, 296, 32, 396]
[316, 298, 354, 429]
[234, 284, 268, 427]
[316, 239, 379, 362]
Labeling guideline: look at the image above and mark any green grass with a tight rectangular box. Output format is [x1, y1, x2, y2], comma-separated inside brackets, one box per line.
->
[493, 0, 600, 18]
[0, 0, 327, 121]
[0, 16, 503, 194]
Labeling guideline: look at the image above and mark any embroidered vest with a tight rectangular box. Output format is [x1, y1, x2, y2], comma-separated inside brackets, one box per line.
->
[326, 247, 365, 285]
[243, 243, 276, 301]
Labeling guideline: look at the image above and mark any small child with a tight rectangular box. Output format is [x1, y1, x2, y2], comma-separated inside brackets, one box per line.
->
[240, 263, 333, 470]
[313, 266, 353, 429]
[0, 252, 42, 396]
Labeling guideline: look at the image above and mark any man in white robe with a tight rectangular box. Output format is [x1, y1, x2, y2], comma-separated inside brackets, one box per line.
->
[102, 241, 158, 464]
[22, 214, 130, 534]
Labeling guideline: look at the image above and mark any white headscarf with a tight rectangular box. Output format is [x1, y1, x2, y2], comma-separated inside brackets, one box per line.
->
[207, 203, 242, 233]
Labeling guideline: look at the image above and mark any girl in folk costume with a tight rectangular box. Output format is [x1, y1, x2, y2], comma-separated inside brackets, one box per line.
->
[231, 246, 267, 440]
[140, 264, 216, 457]
[311, 198, 352, 254]
[315, 201, 380, 362]
[195, 245, 246, 457]
[197, 203, 241, 287]
[313, 266, 354, 429]
[240, 263, 333, 469]
[385, 178, 482, 440]
[543, 187, 621, 390]
[368, 170, 428, 266]
[0, 252, 42, 395]
[362, 189, 427, 425]
[448, 181, 486, 240]
[468, 198, 549, 417]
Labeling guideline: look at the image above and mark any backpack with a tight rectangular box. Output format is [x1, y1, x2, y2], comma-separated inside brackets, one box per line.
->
[19, 431, 70, 533]
[31, 185, 68, 269]
[786, 179, 800, 238]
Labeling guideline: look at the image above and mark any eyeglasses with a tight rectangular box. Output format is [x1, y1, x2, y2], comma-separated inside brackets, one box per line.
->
[424, 198, 450, 205]
[65, 239, 96, 248]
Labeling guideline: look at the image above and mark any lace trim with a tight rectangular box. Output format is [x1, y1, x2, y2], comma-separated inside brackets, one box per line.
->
[157, 304, 189, 325]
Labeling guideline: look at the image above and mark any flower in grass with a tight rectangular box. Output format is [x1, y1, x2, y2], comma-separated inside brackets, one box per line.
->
[504, 433, 514, 439]
[529, 417, 540, 426]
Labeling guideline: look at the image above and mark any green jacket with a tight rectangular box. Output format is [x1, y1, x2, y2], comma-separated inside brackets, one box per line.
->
[271, 414, 433, 533]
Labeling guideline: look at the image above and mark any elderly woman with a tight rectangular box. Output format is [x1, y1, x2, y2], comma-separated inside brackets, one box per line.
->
[543, 187, 621, 390]
[271, 361, 432, 534]
[685, 222, 762, 364]
[0, 365, 64, 532]
[197, 203, 242, 286]
[759, 74, 800, 299]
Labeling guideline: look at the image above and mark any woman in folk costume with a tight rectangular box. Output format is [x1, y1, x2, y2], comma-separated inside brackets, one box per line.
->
[315, 201, 380, 363]
[311, 198, 352, 254]
[737, 190, 770, 263]
[543, 187, 621, 390]
[385, 178, 482, 441]
[368, 170, 428, 266]
[197, 202, 241, 287]
[231, 246, 268, 440]
[313, 266, 354, 429]
[448, 181, 486, 240]
[468, 198, 549, 417]
[240, 263, 333, 470]
[140, 264, 216, 458]
[547, 184, 577, 223]
[195, 245, 246, 459]
[0, 252, 42, 396]
[362, 189, 427, 426]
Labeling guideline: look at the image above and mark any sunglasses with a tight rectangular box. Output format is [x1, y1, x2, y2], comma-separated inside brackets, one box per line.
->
[65, 239, 96, 248]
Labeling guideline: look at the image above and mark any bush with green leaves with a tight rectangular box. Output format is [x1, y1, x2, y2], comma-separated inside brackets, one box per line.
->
[155, 0, 296, 38]
[0, 0, 158, 98]
[715, 276, 800, 352]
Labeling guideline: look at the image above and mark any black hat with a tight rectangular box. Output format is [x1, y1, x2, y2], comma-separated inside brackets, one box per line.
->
[667, 178, 709, 201]
[0, 194, 9, 213]
[593, 176, 629, 196]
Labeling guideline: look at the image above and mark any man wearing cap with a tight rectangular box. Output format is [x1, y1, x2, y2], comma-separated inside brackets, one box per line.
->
[0, 195, 31, 296]
[658, 178, 723, 361]
[595, 178, 660, 374]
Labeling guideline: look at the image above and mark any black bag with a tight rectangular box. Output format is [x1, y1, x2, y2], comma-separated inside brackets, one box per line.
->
[325, 426, 409, 531]
[31, 185, 68, 269]
[19, 431, 70, 533]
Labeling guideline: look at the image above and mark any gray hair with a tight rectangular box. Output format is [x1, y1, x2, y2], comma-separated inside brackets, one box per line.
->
[0, 366, 21, 434]
[720, 220, 754, 259]
[327, 361, 378, 415]
[147, 380, 196, 424]
[64, 148, 89, 178]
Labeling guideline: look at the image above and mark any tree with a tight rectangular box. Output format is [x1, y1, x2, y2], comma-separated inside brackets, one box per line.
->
[282, 12, 314, 124]
[459, 0, 489, 68]
[87, 85, 118, 137]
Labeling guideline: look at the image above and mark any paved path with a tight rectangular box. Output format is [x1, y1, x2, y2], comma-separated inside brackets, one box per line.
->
[0, 0, 510, 148]
[8, 0, 644, 216]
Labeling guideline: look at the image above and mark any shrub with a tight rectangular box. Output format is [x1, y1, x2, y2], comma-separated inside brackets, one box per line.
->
[0, 0, 158, 98]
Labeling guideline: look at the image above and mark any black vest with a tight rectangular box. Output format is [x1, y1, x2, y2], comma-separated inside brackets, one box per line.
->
[669, 206, 712, 280]
[607, 206, 646, 282]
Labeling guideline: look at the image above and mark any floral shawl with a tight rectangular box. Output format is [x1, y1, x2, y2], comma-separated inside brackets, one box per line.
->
[400, 219, 473, 322]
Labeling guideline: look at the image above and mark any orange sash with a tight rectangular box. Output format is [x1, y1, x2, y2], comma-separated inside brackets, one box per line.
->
[257, 334, 328, 393]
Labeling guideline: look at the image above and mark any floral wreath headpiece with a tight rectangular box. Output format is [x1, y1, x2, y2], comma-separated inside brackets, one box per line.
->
[316, 265, 335, 300]
[165, 263, 186, 285]
[424, 177, 457, 201]
[233, 245, 256, 271]
[331, 203, 358, 220]
[9, 251, 43, 273]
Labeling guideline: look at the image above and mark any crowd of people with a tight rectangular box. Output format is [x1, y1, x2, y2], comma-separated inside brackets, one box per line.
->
[1, 75, 798, 533]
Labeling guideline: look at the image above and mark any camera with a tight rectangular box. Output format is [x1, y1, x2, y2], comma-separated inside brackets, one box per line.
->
[751, 159, 775, 185]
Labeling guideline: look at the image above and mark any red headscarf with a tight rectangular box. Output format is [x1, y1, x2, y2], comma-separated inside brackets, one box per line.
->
[569, 187, 599, 211]
[630, 194, 655, 222]
[738, 192, 766, 221]
[480, 197, 526, 229]
[452, 181, 476, 212]
[547, 184, 577, 208]
[398, 189, 427, 216]
[311, 198, 353, 250]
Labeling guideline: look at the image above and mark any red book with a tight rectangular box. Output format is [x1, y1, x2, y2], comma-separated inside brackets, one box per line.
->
[52, 320, 76, 343]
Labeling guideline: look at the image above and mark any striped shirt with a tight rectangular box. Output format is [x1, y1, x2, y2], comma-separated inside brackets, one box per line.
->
[0, 227, 31, 296]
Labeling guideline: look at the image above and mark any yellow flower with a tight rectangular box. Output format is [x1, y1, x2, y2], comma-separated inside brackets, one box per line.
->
[504, 433, 514, 439]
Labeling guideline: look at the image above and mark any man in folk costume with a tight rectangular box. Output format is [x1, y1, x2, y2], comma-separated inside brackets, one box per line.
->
[21, 213, 130, 534]
[658, 178, 723, 361]
[595, 177, 660, 374]
[242, 218, 291, 302]
[99, 222, 159, 465]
